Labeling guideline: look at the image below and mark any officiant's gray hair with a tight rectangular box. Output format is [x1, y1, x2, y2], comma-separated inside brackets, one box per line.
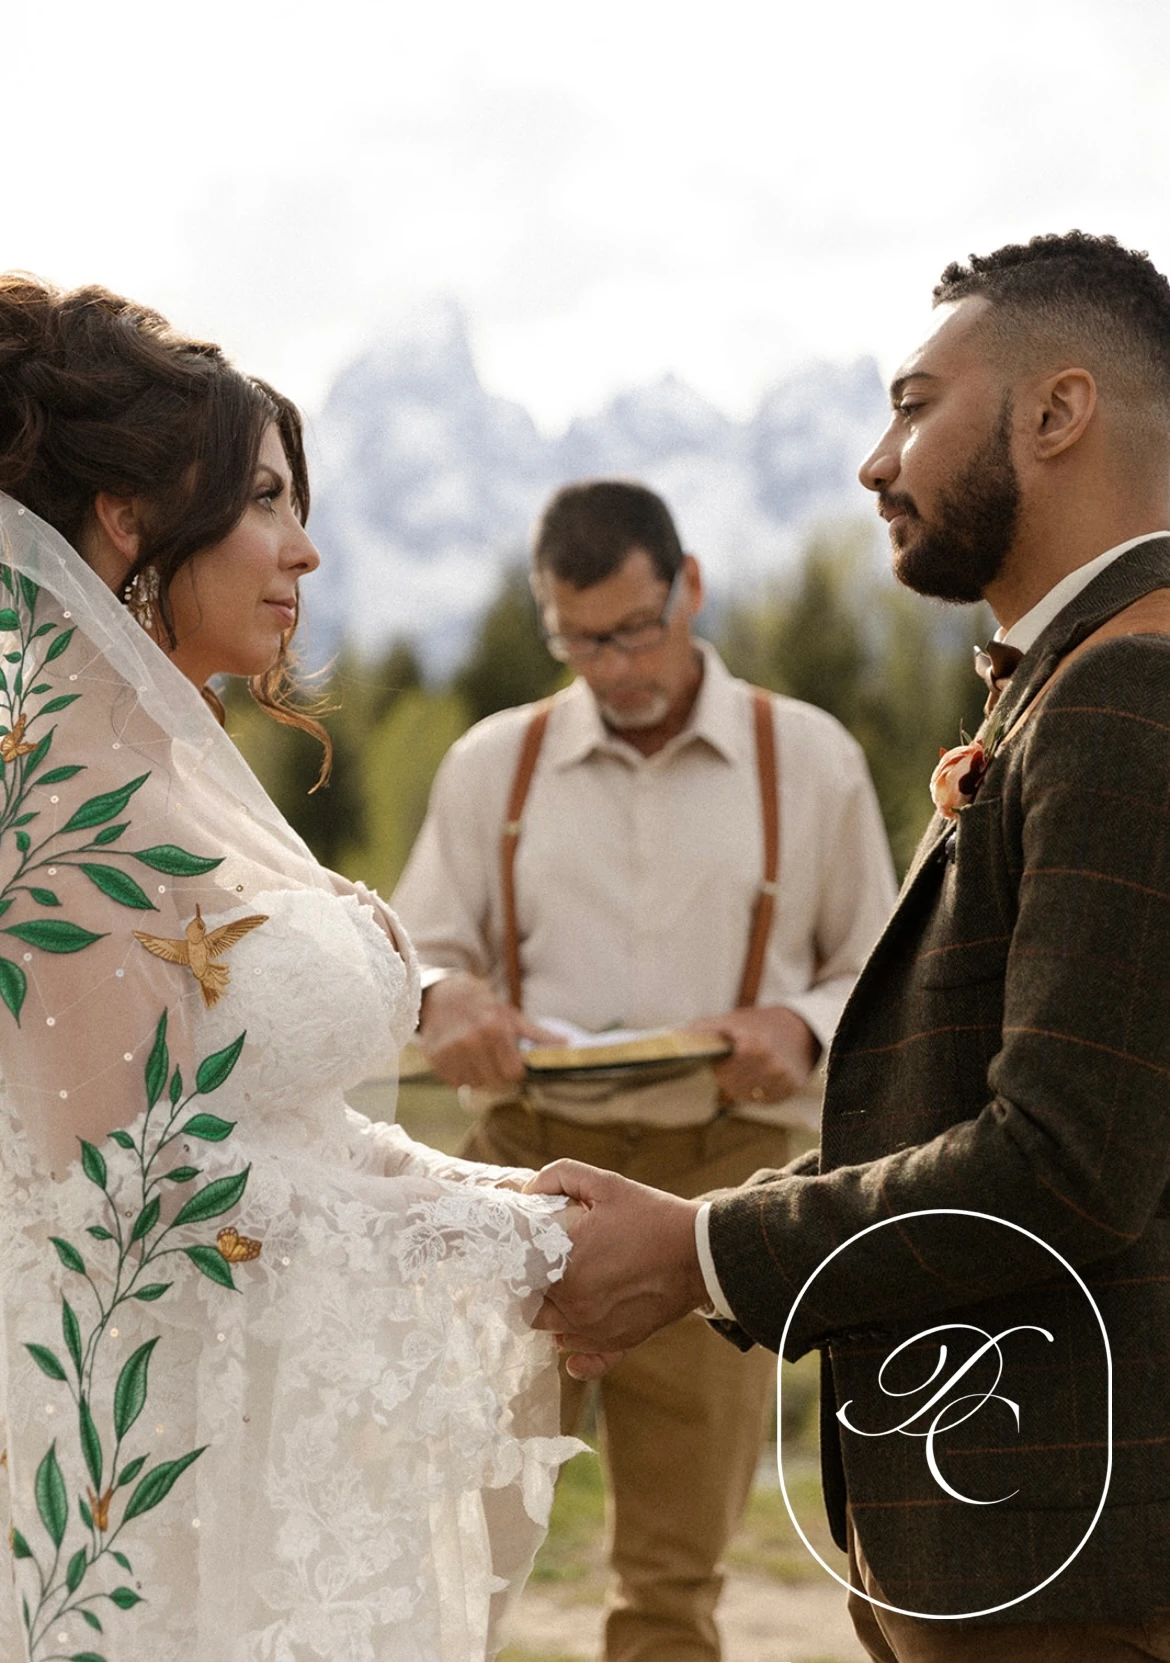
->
[934, 232, 1170, 431]
[533, 479, 684, 589]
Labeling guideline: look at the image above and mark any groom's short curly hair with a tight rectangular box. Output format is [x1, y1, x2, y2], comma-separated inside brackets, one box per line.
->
[935, 231, 1170, 418]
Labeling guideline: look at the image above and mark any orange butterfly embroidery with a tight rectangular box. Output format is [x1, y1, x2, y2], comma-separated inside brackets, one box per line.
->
[217, 1226, 262, 1263]
[0, 714, 35, 763]
[133, 904, 268, 1009]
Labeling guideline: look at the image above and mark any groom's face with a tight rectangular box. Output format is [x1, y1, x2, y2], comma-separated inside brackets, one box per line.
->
[858, 296, 1022, 603]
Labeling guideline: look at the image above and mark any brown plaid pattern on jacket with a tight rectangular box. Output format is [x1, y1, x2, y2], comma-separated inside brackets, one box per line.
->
[708, 538, 1170, 1624]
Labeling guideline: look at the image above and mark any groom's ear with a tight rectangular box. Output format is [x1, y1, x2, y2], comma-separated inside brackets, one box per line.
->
[83, 494, 144, 591]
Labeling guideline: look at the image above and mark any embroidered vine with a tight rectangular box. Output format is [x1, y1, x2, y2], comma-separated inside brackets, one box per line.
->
[12, 1009, 256, 1662]
[0, 552, 222, 1026]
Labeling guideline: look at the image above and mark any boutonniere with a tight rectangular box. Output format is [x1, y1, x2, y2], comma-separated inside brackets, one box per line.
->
[929, 713, 1006, 821]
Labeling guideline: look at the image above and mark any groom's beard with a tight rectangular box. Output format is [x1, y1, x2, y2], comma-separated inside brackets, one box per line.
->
[887, 398, 1021, 604]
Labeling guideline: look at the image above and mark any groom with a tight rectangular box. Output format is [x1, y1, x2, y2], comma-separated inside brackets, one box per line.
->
[530, 232, 1170, 1660]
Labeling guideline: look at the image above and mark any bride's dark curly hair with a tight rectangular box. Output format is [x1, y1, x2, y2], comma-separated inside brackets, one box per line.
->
[0, 273, 331, 784]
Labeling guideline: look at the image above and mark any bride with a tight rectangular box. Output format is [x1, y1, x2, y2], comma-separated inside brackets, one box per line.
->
[0, 276, 584, 1662]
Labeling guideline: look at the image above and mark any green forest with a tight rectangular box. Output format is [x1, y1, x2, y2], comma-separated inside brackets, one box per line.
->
[225, 524, 992, 888]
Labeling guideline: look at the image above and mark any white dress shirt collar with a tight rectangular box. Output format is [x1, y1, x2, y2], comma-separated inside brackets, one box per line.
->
[999, 531, 1170, 653]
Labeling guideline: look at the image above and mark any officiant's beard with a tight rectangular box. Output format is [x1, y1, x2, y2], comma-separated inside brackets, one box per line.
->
[888, 399, 1021, 604]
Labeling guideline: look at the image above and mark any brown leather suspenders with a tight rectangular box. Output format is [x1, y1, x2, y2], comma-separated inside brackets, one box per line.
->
[735, 689, 779, 1008]
[498, 688, 779, 1012]
[500, 700, 554, 1009]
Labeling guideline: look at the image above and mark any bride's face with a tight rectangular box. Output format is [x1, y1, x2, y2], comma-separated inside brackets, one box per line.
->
[166, 424, 320, 688]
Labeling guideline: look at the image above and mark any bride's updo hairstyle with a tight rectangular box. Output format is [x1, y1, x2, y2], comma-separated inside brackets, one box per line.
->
[0, 273, 330, 780]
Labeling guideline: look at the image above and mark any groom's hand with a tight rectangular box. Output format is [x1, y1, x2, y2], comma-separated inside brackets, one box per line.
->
[524, 1161, 708, 1354]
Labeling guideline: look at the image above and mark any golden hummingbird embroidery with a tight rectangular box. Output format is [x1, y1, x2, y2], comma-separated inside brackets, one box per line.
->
[133, 904, 268, 1008]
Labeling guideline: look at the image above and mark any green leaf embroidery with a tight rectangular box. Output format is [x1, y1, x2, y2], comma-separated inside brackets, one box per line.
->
[183, 1245, 236, 1290]
[0, 607, 19, 628]
[79, 1141, 108, 1192]
[34, 1444, 68, 1548]
[128, 1197, 160, 1244]
[49, 1237, 85, 1274]
[10, 1528, 32, 1559]
[121, 1448, 205, 1524]
[128, 844, 224, 876]
[0, 956, 27, 1022]
[43, 625, 75, 663]
[115, 1457, 146, 1490]
[113, 1340, 158, 1440]
[36, 764, 84, 784]
[30, 682, 49, 694]
[132, 1283, 172, 1302]
[19, 573, 38, 609]
[86, 1226, 115, 1241]
[109, 1129, 135, 1150]
[109, 1586, 143, 1609]
[169, 1066, 183, 1105]
[78, 863, 156, 912]
[194, 1033, 246, 1096]
[78, 1496, 94, 1531]
[31, 621, 56, 639]
[91, 822, 127, 846]
[25, 1344, 67, 1382]
[23, 732, 53, 776]
[68, 1652, 105, 1660]
[82, 1610, 103, 1632]
[79, 1398, 102, 1492]
[62, 1300, 83, 1377]
[179, 1114, 234, 1143]
[145, 1011, 168, 1108]
[15, 830, 29, 852]
[12, 811, 37, 825]
[112, 1551, 132, 1571]
[171, 1167, 250, 1229]
[161, 1166, 200, 1183]
[59, 773, 149, 834]
[2, 919, 106, 954]
[65, 1545, 87, 1594]
[28, 888, 61, 906]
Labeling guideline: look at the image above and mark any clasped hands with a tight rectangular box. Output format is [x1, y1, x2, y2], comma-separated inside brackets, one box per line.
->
[522, 1160, 709, 1381]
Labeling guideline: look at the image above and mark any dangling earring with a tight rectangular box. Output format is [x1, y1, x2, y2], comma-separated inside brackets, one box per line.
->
[121, 566, 160, 633]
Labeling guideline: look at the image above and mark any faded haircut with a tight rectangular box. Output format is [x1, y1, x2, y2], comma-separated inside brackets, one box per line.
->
[934, 232, 1170, 428]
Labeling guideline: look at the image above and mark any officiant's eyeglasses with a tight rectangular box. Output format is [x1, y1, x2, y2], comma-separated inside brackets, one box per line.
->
[542, 569, 684, 664]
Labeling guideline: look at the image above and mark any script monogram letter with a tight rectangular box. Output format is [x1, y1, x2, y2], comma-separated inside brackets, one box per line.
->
[836, 1323, 1054, 1506]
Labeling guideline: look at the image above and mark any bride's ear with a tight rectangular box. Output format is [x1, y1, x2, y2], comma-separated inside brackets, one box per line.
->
[83, 493, 144, 594]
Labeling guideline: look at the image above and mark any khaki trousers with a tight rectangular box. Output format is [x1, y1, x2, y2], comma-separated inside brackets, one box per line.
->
[459, 1104, 785, 1662]
[847, 1516, 1170, 1662]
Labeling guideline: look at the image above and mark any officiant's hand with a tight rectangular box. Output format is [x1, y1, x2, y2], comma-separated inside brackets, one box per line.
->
[688, 1004, 819, 1106]
[420, 972, 558, 1089]
[523, 1161, 707, 1353]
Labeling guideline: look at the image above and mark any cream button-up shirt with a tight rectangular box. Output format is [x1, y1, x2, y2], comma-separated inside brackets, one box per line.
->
[393, 641, 896, 1130]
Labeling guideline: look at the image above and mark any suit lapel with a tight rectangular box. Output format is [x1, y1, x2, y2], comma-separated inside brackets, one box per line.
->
[989, 536, 1170, 734]
[830, 538, 1170, 1062]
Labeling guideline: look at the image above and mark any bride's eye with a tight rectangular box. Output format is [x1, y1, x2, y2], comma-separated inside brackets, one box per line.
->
[254, 480, 284, 514]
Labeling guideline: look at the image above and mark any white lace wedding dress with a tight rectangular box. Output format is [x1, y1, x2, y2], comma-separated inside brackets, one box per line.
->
[0, 495, 580, 1662]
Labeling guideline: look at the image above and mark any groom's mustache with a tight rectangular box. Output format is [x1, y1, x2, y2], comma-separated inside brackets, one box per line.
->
[878, 490, 919, 524]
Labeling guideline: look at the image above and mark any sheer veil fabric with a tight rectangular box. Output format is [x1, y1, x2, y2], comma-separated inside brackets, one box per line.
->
[0, 494, 581, 1661]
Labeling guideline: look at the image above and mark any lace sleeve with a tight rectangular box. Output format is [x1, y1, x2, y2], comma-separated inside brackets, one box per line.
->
[344, 1109, 539, 1188]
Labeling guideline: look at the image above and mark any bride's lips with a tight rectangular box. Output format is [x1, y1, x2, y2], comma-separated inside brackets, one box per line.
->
[265, 598, 297, 627]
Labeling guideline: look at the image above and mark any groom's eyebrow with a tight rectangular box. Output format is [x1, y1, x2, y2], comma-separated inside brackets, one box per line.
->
[889, 371, 940, 404]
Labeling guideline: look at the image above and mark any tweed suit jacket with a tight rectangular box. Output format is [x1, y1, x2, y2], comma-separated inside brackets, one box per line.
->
[708, 537, 1170, 1624]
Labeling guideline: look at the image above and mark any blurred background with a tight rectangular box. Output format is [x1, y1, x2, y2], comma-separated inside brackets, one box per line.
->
[10, 0, 1170, 885]
[10, 4, 1170, 1653]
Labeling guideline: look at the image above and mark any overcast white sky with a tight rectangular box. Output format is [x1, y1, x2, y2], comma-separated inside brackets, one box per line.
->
[7, 0, 1170, 432]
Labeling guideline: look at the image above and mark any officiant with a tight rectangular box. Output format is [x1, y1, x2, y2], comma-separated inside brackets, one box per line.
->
[392, 478, 895, 1662]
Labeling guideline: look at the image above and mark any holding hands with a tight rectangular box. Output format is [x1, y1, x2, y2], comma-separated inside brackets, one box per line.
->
[524, 1161, 707, 1375]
